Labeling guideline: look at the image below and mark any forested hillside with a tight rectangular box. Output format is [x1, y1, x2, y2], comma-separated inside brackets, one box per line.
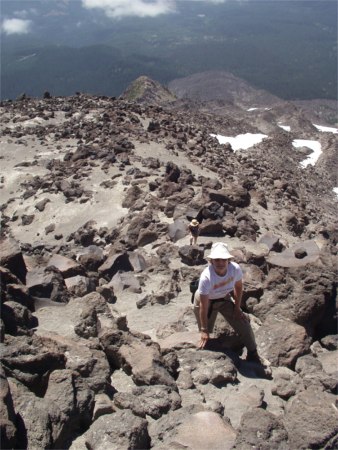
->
[1, 0, 336, 100]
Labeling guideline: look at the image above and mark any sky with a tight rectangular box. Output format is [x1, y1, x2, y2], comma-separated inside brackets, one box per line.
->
[0, 0, 226, 34]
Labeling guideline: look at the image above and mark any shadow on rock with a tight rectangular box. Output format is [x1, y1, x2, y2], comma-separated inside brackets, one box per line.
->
[204, 338, 273, 380]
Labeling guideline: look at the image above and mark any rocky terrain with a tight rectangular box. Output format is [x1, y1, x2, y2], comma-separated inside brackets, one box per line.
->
[168, 71, 338, 127]
[0, 77, 337, 450]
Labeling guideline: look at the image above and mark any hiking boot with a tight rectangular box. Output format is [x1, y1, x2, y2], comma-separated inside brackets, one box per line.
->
[246, 350, 271, 368]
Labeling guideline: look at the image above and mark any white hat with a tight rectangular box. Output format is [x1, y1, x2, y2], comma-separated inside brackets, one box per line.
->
[207, 242, 234, 260]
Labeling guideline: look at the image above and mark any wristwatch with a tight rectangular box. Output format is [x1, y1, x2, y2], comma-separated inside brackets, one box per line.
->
[200, 327, 208, 332]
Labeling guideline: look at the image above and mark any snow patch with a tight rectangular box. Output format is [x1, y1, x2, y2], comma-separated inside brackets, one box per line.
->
[278, 124, 291, 131]
[211, 133, 267, 151]
[247, 107, 271, 112]
[292, 139, 322, 167]
[313, 124, 338, 134]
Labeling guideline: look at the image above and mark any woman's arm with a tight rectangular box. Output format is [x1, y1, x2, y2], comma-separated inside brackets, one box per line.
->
[198, 294, 210, 349]
[233, 279, 248, 322]
[233, 279, 243, 310]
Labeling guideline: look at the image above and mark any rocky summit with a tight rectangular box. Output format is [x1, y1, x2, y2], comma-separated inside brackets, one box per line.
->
[0, 77, 337, 450]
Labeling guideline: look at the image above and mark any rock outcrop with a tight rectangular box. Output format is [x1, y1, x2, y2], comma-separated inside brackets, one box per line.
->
[0, 86, 337, 449]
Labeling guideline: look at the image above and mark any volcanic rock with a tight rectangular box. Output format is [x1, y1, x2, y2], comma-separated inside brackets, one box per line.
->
[0, 238, 27, 283]
[0, 81, 337, 450]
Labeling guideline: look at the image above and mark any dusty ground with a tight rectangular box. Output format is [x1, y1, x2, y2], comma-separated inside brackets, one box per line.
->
[0, 110, 331, 340]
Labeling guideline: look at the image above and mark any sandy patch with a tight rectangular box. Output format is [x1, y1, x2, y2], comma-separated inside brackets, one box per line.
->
[0, 130, 129, 244]
[132, 140, 216, 177]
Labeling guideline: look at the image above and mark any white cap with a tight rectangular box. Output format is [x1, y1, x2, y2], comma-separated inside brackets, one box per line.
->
[207, 242, 234, 260]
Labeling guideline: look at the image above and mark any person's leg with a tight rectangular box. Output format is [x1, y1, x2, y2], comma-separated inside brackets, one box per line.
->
[218, 300, 257, 352]
[193, 291, 218, 333]
[217, 300, 271, 371]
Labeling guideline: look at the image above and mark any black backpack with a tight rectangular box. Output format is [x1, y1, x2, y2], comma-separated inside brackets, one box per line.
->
[189, 278, 199, 304]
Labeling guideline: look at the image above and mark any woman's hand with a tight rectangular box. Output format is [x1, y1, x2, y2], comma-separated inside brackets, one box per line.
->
[198, 330, 209, 349]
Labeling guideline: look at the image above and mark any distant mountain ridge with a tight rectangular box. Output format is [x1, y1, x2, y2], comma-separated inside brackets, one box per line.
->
[126, 72, 337, 128]
[168, 71, 281, 109]
[121, 76, 176, 104]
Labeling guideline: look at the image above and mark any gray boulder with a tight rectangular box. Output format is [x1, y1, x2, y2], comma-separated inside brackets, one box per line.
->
[26, 267, 70, 303]
[168, 219, 187, 242]
[100, 329, 176, 388]
[320, 335, 338, 350]
[2, 283, 34, 311]
[0, 366, 18, 449]
[208, 185, 250, 208]
[258, 232, 284, 252]
[255, 317, 310, 368]
[114, 384, 181, 419]
[199, 219, 224, 236]
[317, 350, 338, 376]
[1, 334, 66, 395]
[234, 408, 289, 449]
[0, 238, 27, 283]
[98, 252, 133, 278]
[70, 409, 150, 450]
[8, 369, 94, 450]
[128, 251, 148, 272]
[48, 254, 84, 278]
[150, 408, 236, 450]
[109, 271, 141, 294]
[137, 227, 159, 247]
[255, 265, 333, 332]
[76, 245, 105, 271]
[125, 210, 154, 248]
[177, 348, 237, 387]
[178, 245, 205, 266]
[271, 367, 304, 400]
[283, 387, 338, 449]
[1, 301, 38, 336]
[122, 184, 144, 208]
[242, 263, 264, 301]
[65, 275, 95, 297]
[37, 329, 112, 394]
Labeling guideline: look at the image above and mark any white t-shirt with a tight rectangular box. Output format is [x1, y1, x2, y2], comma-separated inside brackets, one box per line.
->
[198, 262, 243, 299]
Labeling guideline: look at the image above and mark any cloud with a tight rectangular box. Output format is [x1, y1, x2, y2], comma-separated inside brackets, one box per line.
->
[82, 0, 176, 18]
[81, 0, 228, 19]
[1, 18, 32, 35]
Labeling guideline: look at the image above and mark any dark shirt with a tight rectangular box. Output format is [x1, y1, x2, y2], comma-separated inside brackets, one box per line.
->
[189, 225, 199, 236]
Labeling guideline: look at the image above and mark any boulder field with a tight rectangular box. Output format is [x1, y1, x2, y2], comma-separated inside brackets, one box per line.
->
[0, 92, 337, 449]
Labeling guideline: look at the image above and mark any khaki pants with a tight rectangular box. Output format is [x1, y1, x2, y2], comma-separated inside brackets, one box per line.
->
[193, 291, 257, 352]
